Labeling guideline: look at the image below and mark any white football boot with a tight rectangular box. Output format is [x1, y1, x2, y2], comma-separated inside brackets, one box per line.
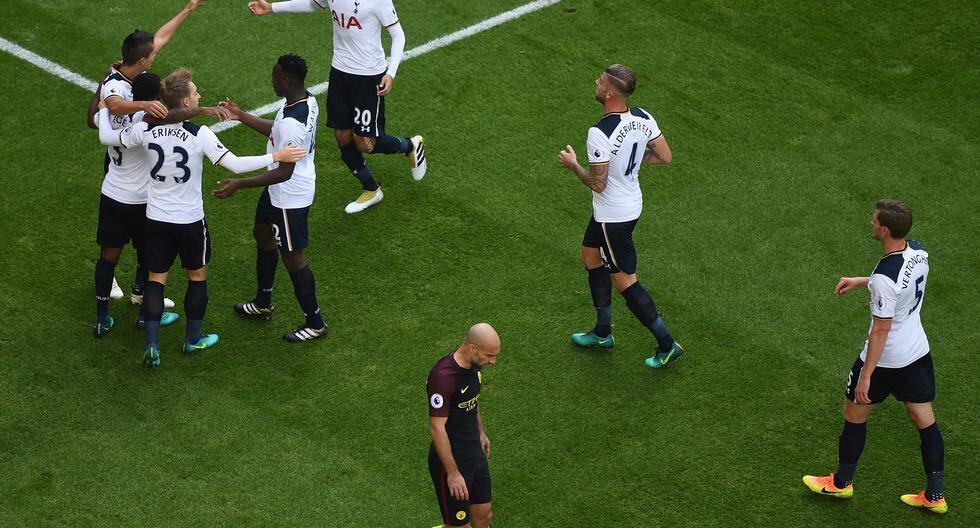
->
[131, 292, 176, 309]
[344, 188, 384, 214]
[408, 135, 427, 181]
[110, 277, 124, 299]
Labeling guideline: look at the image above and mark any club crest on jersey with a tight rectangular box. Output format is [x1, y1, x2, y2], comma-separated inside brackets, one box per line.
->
[332, 10, 362, 29]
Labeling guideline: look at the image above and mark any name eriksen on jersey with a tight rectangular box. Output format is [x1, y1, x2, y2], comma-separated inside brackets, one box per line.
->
[150, 127, 190, 142]
[610, 120, 655, 155]
[901, 254, 927, 289]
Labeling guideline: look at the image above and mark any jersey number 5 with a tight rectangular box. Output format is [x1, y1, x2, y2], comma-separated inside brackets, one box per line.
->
[909, 276, 924, 314]
[148, 143, 192, 184]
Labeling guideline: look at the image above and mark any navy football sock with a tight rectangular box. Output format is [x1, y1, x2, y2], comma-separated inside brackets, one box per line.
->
[132, 264, 148, 296]
[94, 257, 115, 321]
[184, 280, 208, 343]
[143, 281, 165, 348]
[834, 420, 866, 488]
[918, 422, 945, 501]
[339, 142, 378, 191]
[372, 135, 411, 155]
[255, 248, 278, 307]
[289, 265, 324, 329]
[587, 266, 612, 336]
[622, 282, 674, 352]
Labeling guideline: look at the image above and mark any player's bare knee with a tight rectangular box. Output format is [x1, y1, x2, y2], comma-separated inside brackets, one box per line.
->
[334, 128, 353, 145]
[100, 246, 123, 263]
[843, 400, 872, 423]
[281, 251, 307, 272]
[187, 266, 208, 281]
[354, 135, 375, 153]
[253, 224, 276, 250]
[611, 272, 637, 292]
[580, 247, 601, 267]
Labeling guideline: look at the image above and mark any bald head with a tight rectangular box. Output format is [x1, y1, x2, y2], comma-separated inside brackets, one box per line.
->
[466, 323, 500, 351]
[459, 323, 500, 369]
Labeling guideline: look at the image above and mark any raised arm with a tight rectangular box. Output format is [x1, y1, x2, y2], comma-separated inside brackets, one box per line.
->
[149, 0, 205, 62]
[248, 0, 322, 16]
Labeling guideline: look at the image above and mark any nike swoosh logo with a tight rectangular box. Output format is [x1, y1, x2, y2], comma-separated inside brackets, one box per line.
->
[660, 353, 672, 365]
[461, 386, 469, 394]
[598, 338, 611, 345]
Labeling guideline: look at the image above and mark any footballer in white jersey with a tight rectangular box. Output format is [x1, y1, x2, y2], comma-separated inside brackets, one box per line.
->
[267, 94, 319, 210]
[214, 55, 329, 343]
[804, 200, 947, 512]
[860, 240, 930, 368]
[96, 68, 305, 366]
[248, 0, 428, 214]
[559, 64, 683, 370]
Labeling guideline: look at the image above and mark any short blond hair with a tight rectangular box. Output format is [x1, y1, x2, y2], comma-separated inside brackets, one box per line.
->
[605, 64, 636, 96]
[161, 68, 193, 109]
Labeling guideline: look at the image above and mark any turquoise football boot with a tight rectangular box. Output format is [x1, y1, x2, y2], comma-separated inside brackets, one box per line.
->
[94, 315, 115, 338]
[183, 334, 219, 354]
[645, 342, 684, 369]
[570, 331, 615, 349]
[143, 345, 161, 368]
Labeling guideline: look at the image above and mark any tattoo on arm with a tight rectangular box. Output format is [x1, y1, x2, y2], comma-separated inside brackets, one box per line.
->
[576, 163, 608, 192]
[644, 145, 664, 164]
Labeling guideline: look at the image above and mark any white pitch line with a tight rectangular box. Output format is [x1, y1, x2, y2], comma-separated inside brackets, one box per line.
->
[210, 0, 561, 133]
[0, 36, 98, 92]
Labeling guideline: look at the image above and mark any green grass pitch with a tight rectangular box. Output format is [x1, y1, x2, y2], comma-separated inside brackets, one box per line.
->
[1, 0, 978, 525]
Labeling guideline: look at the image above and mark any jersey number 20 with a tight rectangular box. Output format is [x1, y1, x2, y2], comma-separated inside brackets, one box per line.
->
[148, 143, 192, 184]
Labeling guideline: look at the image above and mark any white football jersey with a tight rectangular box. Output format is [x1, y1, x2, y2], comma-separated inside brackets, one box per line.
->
[267, 94, 319, 209]
[119, 121, 229, 224]
[861, 241, 931, 368]
[586, 108, 662, 223]
[310, 0, 399, 75]
[100, 68, 150, 204]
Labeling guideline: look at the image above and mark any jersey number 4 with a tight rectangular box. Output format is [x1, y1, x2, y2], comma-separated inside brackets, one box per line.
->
[148, 143, 191, 184]
[625, 142, 641, 180]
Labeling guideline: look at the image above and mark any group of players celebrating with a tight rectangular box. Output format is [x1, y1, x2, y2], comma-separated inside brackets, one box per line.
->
[85, 1, 948, 525]
[89, 0, 426, 362]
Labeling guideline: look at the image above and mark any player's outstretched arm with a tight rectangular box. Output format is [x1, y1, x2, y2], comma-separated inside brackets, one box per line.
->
[216, 145, 305, 174]
[105, 95, 168, 120]
[249, 0, 321, 16]
[144, 105, 231, 125]
[151, 0, 205, 62]
[429, 416, 469, 502]
[834, 276, 869, 295]
[644, 135, 672, 165]
[213, 163, 295, 199]
[219, 98, 273, 137]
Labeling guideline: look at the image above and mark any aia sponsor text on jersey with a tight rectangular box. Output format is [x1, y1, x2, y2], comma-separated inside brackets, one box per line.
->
[332, 10, 362, 30]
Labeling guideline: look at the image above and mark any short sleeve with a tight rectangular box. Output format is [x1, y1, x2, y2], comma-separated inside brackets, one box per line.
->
[586, 127, 611, 164]
[868, 276, 898, 319]
[427, 367, 455, 418]
[119, 122, 147, 149]
[646, 115, 663, 141]
[101, 79, 128, 101]
[275, 119, 306, 150]
[198, 126, 230, 165]
[378, 0, 399, 26]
